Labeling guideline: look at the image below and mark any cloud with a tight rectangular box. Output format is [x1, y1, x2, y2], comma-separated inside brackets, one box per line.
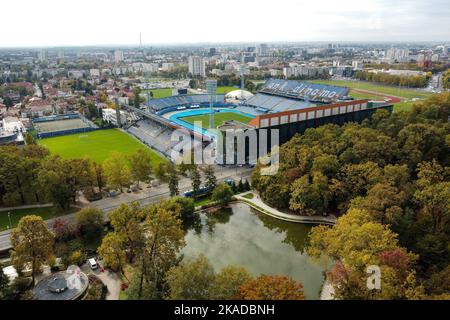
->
[0, 0, 448, 47]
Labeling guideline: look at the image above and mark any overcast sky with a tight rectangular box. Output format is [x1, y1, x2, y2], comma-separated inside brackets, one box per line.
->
[1, 0, 449, 47]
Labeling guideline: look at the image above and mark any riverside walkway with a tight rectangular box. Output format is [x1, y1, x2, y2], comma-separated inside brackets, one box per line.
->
[234, 192, 337, 226]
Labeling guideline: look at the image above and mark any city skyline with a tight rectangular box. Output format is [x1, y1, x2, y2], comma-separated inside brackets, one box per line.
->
[1, 0, 450, 47]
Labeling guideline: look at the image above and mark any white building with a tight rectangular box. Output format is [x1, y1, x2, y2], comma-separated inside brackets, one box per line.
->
[188, 56, 206, 77]
[90, 69, 100, 77]
[352, 61, 364, 70]
[385, 48, 410, 63]
[102, 108, 128, 126]
[161, 63, 175, 71]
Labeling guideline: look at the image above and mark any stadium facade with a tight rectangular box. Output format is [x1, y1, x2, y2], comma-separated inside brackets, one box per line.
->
[124, 79, 393, 164]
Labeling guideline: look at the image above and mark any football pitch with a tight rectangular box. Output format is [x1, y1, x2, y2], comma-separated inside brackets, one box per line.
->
[38, 129, 167, 165]
[179, 112, 253, 129]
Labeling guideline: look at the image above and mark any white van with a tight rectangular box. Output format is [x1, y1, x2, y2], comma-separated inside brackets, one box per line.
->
[88, 258, 98, 270]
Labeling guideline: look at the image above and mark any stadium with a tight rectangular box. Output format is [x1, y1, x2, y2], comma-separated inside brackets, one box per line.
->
[124, 79, 394, 164]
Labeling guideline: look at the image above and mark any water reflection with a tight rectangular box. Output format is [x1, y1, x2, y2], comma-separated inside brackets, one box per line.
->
[182, 202, 327, 299]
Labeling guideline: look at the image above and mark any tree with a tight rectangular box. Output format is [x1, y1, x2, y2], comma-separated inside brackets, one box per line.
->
[357, 183, 407, 224]
[414, 160, 450, 234]
[237, 179, 244, 193]
[308, 209, 422, 299]
[236, 275, 305, 300]
[108, 202, 145, 263]
[166, 254, 215, 300]
[190, 165, 201, 199]
[202, 165, 217, 191]
[98, 233, 127, 277]
[75, 207, 104, 238]
[0, 263, 9, 300]
[128, 149, 152, 187]
[52, 218, 73, 241]
[210, 266, 252, 300]
[289, 172, 332, 216]
[103, 152, 131, 192]
[164, 197, 196, 220]
[212, 183, 234, 207]
[10, 215, 54, 286]
[167, 164, 180, 196]
[154, 163, 168, 182]
[129, 206, 185, 300]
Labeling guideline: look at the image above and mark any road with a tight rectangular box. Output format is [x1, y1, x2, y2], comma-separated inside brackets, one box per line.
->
[0, 166, 253, 253]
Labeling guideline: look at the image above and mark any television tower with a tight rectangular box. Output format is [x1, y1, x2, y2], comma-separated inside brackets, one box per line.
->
[240, 54, 245, 100]
[139, 32, 142, 49]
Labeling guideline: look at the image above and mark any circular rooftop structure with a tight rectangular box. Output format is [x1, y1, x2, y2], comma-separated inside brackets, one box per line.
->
[33, 268, 89, 300]
[225, 90, 254, 100]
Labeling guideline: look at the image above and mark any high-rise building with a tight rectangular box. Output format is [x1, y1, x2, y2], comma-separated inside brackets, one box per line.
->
[114, 50, 124, 64]
[258, 43, 269, 57]
[385, 48, 409, 63]
[38, 50, 47, 62]
[188, 56, 206, 77]
[209, 48, 217, 56]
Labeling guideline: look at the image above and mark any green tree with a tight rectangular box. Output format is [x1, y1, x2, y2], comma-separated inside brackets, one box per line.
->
[103, 152, 131, 192]
[289, 172, 331, 216]
[129, 206, 185, 300]
[108, 202, 145, 263]
[75, 207, 104, 238]
[167, 164, 180, 196]
[10, 215, 54, 286]
[166, 254, 215, 300]
[202, 165, 217, 191]
[128, 149, 152, 187]
[308, 208, 422, 299]
[190, 164, 201, 199]
[210, 266, 252, 300]
[212, 183, 234, 207]
[0, 263, 9, 299]
[98, 233, 127, 277]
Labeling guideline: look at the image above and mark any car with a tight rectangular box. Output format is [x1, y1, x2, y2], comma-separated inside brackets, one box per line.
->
[88, 258, 98, 270]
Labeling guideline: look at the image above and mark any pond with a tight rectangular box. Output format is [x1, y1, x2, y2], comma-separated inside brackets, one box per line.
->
[182, 202, 327, 300]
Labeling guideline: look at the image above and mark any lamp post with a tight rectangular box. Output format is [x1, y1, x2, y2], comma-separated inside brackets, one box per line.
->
[8, 212, 12, 229]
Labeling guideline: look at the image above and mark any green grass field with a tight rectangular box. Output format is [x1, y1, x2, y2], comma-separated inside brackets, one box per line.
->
[308, 79, 432, 112]
[309, 79, 432, 100]
[142, 88, 173, 99]
[179, 112, 253, 129]
[216, 86, 239, 94]
[0, 206, 75, 231]
[39, 129, 167, 165]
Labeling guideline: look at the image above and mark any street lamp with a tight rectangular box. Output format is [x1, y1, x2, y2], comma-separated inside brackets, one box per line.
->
[8, 212, 12, 229]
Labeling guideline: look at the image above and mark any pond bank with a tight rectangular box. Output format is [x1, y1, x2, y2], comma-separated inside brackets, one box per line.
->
[234, 192, 337, 226]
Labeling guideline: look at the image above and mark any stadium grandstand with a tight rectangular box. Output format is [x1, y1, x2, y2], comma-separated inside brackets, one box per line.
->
[122, 79, 394, 165]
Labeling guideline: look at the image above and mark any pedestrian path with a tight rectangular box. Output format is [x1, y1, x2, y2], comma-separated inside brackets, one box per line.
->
[234, 192, 336, 225]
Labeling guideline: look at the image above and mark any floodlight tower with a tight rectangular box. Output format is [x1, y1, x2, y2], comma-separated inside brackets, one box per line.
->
[206, 79, 217, 129]
[240, 54, 245, 100]
[114, 88, 122, 128]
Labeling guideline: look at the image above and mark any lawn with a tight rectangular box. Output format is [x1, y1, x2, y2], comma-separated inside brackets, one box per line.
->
[143, 88, 173, 99]
[309, 79, 432, 100]
[39, 129, 167, 165]
[0, 206, 74, 231]
[309, 79, 432, 113]
[179, 112, 253, 129]
[216, 86, 239, 94]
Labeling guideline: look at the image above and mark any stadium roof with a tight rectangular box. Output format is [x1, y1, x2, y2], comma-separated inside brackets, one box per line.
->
[225, 90, 254, 100]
